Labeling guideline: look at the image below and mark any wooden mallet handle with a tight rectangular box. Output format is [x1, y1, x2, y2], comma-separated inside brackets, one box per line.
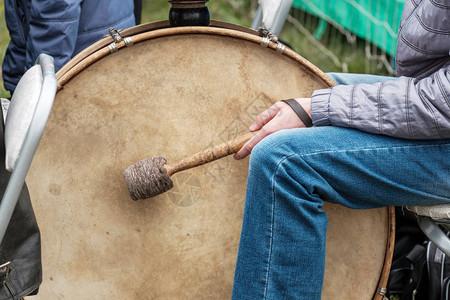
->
[123, 131, 256, 200]
[165, 131, 254, 176]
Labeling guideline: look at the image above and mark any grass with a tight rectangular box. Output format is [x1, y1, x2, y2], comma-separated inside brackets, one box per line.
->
[0, 0, 392, 98]
[0, 1, 11, 98]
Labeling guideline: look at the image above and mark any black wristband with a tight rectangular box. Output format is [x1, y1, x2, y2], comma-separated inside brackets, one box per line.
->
[281, 99, 313, 127]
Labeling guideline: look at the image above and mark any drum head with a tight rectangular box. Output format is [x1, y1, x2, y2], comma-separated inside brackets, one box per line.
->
[27, 23, 393, 299]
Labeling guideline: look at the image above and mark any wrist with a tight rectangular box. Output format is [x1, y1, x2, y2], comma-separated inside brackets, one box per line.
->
[281, 98, 313, 127]
[296, 98, 311, 117]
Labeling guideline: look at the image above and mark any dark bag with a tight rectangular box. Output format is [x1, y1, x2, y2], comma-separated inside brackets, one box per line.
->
[427, 242, 450, 300]
[0, 109, 42, 300]
[387, 207, 450, 300]
[387, 208, 429, 299]
[387, 241, 429, 299]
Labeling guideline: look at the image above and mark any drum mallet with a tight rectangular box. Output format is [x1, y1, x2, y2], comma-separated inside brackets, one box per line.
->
[123, 132, 254, 200]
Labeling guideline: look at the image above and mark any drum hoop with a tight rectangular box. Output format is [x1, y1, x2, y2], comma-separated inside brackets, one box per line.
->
[56, 21, 258, 86]
[375, 206, 395, 300]
[54, 20, 395, 299]
[56, 21, 336, 90]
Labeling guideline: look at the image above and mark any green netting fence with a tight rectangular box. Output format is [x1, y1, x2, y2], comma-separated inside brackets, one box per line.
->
[292, 0, 405, 57]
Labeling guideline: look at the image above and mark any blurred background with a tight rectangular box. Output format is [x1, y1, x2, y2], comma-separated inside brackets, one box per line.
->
[0, 0, 404, 98]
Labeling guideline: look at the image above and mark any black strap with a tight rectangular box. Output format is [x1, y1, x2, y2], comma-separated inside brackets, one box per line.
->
[281, 99, 313, 127]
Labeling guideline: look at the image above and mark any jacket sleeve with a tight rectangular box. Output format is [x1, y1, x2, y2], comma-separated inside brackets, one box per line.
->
[25, 0, 83, 72]
[311, 64, 450, 139]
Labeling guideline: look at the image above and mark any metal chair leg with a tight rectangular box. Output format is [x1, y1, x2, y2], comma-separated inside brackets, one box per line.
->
[417, 215, 450, 257]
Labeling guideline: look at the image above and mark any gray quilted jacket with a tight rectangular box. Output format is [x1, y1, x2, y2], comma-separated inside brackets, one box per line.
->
[311, 0, 450, 139]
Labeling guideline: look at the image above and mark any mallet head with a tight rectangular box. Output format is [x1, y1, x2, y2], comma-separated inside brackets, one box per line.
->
[123, 156, 174, 200]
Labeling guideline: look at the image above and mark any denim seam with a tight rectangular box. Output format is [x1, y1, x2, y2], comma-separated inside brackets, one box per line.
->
[293, 142, 450, 159]
[263, 172, 277, 298]
[263, 152, 299, 299]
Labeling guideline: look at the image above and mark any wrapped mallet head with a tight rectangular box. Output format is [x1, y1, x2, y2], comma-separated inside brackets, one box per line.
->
[123, 156, 173, 200]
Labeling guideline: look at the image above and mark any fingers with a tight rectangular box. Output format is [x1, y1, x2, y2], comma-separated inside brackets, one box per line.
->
[234, 129, 271, 160]
[249, 103, 281, 131]
[234, 98, 312, 160]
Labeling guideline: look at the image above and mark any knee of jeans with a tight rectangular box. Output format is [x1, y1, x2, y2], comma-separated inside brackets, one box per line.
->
[249, 130, 293, 170]
[249, 137, 274, 168]
[249, 128, 333, 167]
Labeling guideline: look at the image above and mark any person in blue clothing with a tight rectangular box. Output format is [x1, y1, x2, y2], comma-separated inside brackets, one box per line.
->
[2, 0, 136, 95]
[232, 0, 450, 299]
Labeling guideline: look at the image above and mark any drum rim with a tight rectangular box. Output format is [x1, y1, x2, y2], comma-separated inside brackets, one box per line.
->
[376, 206, 395, 300]
[56, 20, 336, 90]
[54, 20, 395, 299]
[56, 21, 257, 86]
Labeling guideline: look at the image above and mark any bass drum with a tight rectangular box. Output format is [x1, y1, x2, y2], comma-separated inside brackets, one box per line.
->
[27, 21, 394, 299]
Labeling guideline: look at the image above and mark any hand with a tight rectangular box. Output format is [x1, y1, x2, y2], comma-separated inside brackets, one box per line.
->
[234, 98, 311, 160]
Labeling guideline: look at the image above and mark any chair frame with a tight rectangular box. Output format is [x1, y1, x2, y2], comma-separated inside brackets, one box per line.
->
[250, 0, 294, 36]
[417, 216, 450, 257]
[0, 54, 57, 245]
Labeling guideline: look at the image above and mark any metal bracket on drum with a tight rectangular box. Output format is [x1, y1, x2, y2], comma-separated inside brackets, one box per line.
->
[258, 27, 285, 54]
[108, 27, 134, 54]
[378, 287, 389, 300]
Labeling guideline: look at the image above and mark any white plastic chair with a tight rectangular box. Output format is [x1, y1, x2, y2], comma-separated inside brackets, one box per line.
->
[408, 205, 450, 257]
[0, 54, 57, 245]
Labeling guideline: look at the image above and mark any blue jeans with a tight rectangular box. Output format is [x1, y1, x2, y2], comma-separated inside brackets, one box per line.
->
[231, 73, 450, 299]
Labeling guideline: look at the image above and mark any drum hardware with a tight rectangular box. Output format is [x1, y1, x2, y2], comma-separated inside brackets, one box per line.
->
[124, 37, 134, 47]
[168, 0, 210, 27]
[258, 27, 278, 43]
[378, 287, 388, 300]
[258, 27, 285, 54]
[276, 42, 286, 54]
[123, 132, 255, 200]
[108, 43, 118, 54]
[261, 35, 270, 47]
[108, 27, 134, 54]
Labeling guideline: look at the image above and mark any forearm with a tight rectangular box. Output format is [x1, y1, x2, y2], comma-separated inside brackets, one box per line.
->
[311, 65, 450, 139]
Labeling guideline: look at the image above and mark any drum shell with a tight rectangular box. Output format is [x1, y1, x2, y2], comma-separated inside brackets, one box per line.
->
[27, 22, 394, 299]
